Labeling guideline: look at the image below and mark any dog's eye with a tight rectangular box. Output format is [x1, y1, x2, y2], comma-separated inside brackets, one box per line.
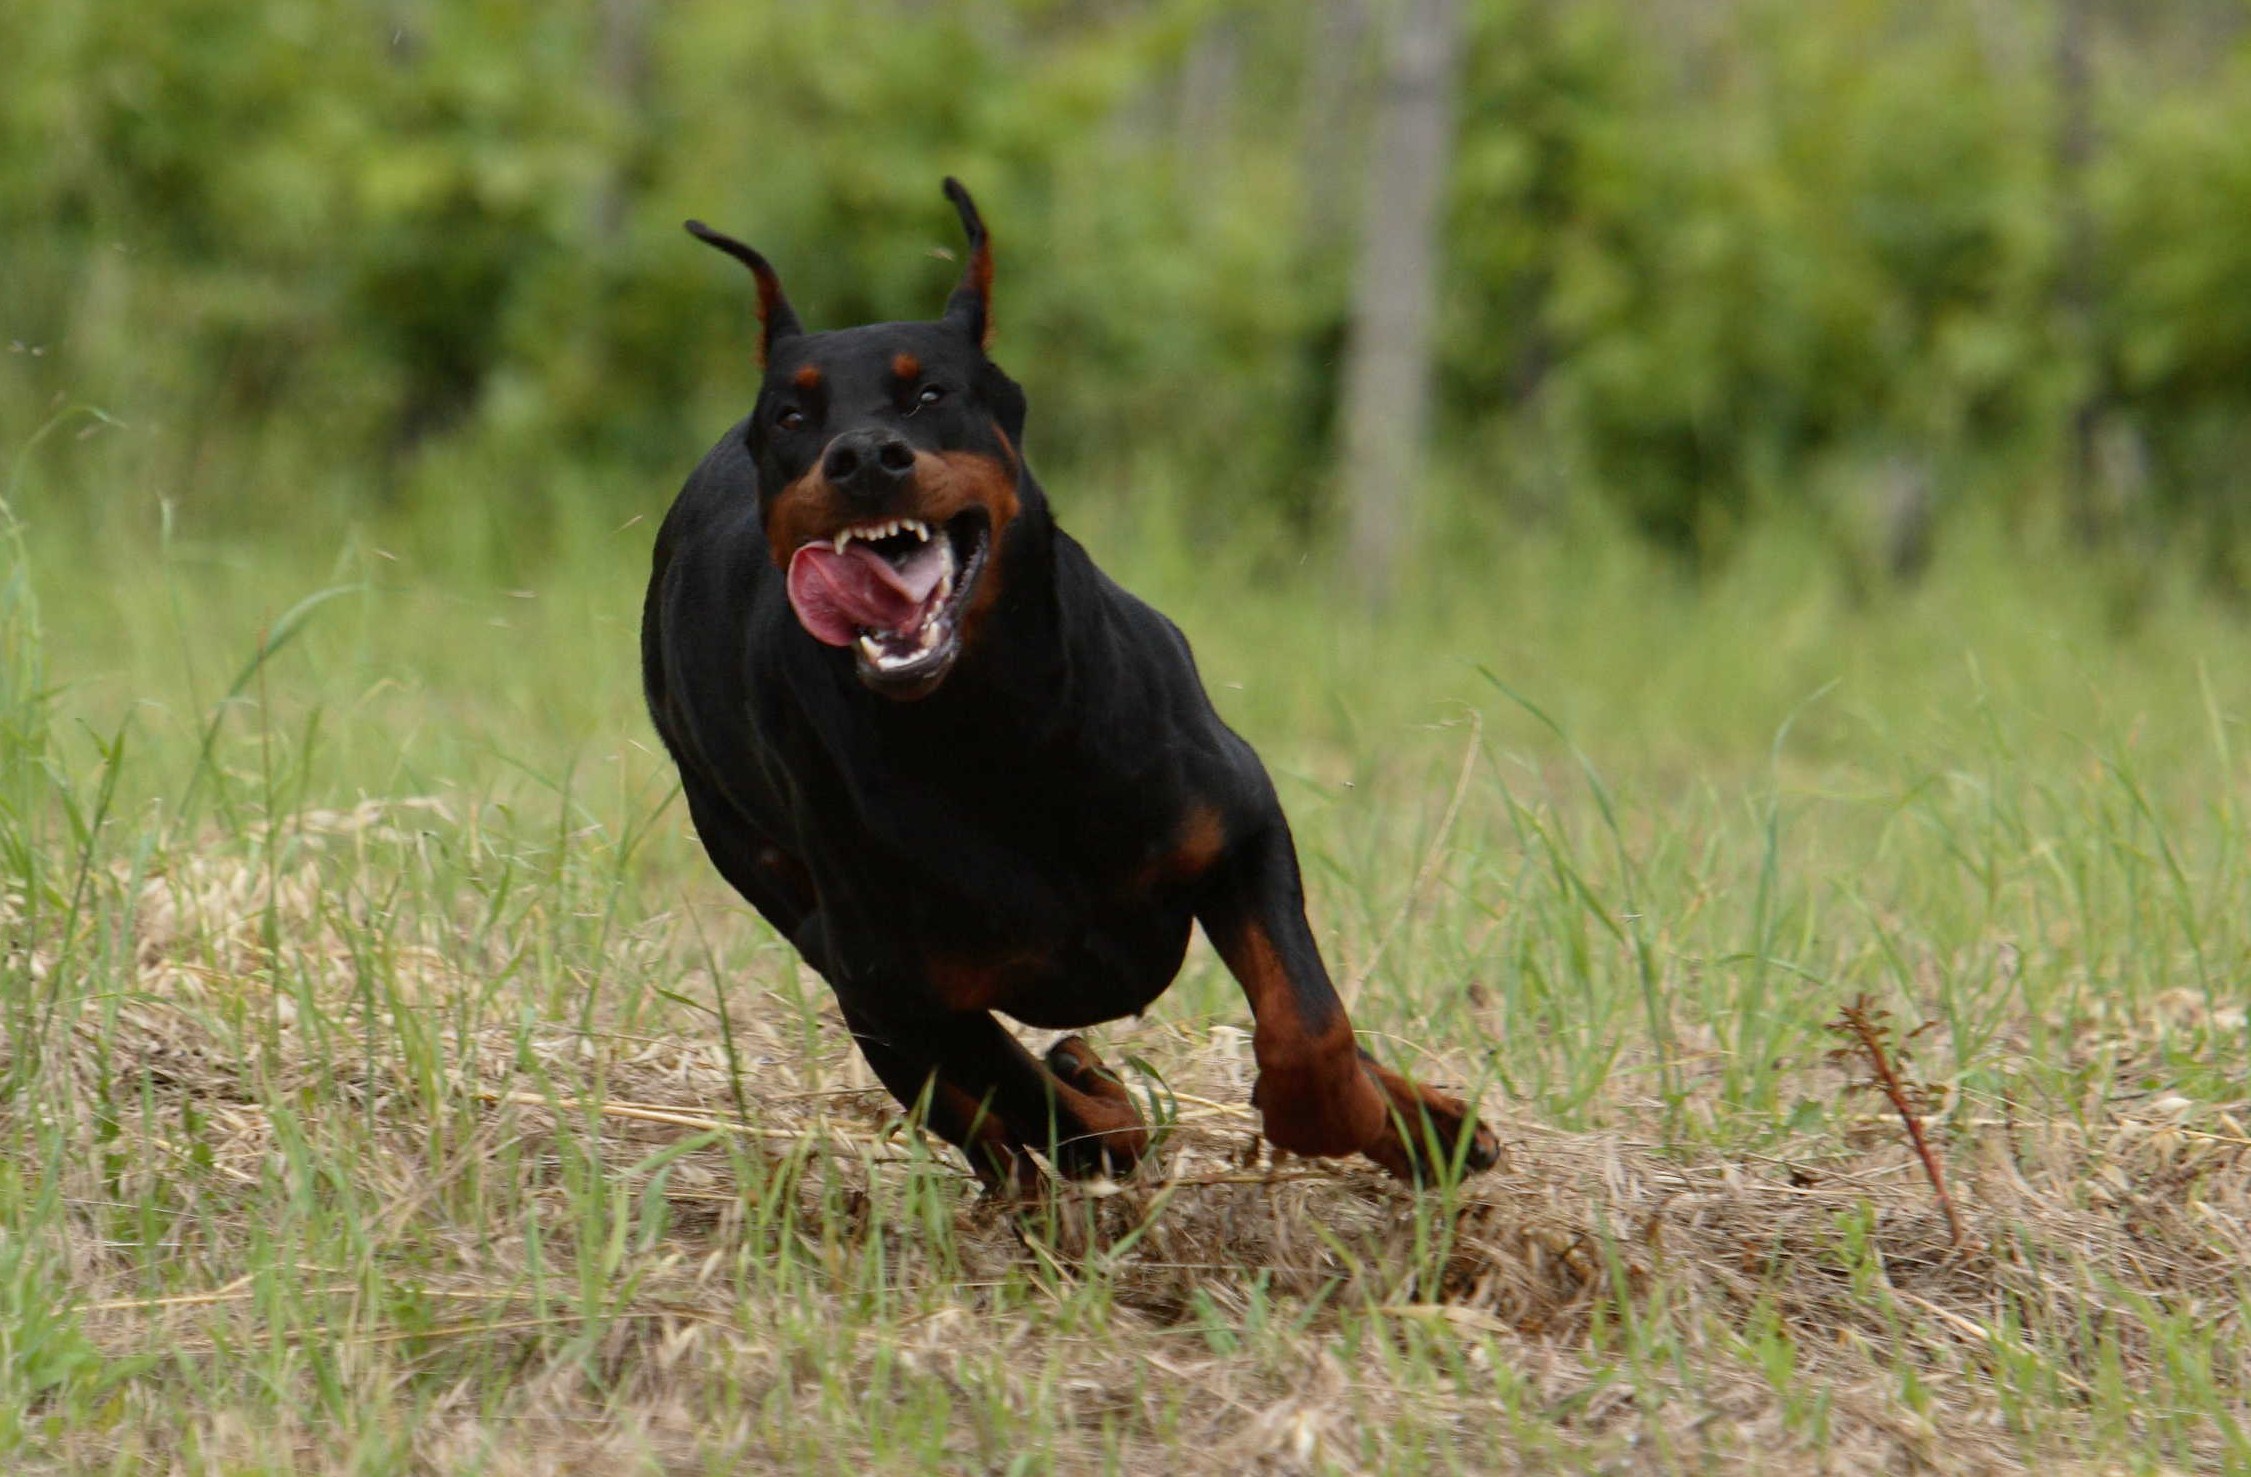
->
[916, 385, 945, 407]
[777, 408, 806, 431]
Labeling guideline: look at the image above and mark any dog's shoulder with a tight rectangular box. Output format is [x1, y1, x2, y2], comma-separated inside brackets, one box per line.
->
[641, 419, 798, 768]
[1049, 531, 1194, 679]
[1046, 532, 1273, 810]
[650, 419, 758, 571]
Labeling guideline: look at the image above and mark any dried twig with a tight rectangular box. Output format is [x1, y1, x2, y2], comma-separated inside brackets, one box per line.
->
[1828, 994, 1970, 1251]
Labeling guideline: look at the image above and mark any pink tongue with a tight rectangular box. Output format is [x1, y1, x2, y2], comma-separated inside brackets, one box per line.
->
[786, 538, 949, 647]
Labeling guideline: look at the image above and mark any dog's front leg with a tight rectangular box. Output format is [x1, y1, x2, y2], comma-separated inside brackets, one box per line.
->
[1196, 815, 1498, 1182]
[839, 1001, 1042, 1196]
[836, 999, 1149, 1197]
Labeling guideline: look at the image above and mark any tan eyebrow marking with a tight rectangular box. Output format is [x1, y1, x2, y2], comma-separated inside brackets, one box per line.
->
[791, 365, 823, 391]
[891, 352, 921, 382]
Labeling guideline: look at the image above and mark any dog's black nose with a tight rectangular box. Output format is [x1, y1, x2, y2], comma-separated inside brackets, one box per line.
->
[821, 429, 918, 503]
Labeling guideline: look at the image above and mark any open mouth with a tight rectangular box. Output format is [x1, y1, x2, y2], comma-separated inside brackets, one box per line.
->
[785, 510, 992, 694]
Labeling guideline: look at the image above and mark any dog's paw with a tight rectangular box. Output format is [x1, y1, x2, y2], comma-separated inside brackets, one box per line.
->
[1043, 1035, 1151, 1180]
[1356, 1058, 1501, 1184]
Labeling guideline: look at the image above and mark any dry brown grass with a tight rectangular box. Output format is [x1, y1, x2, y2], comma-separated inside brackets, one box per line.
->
[5, 784, 2247, 1475]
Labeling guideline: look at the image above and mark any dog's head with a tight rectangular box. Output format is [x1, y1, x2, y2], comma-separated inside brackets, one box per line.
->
[687, 180, 1029, 701]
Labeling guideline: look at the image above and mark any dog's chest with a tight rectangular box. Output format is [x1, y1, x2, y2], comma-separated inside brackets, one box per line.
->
[840, 736, 1178, 927]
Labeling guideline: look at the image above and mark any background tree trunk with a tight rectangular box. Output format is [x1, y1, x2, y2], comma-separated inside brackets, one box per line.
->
[1339, 0, 1462, 608]
[592, 0, 651, 247]
[1299, 0, 1373, 252]
[2055, 0, 2104, 546]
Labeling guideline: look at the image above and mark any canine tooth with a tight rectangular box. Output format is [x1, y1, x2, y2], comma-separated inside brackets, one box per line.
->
[833, 531, 850, 554]
[911, 521, 930, 541]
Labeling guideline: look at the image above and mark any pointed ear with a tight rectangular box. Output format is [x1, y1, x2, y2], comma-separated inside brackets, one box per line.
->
[939, 178, 993, 350]
[685, 220, 804, 365]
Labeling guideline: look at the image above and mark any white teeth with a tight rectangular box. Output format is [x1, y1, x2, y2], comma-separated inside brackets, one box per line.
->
[858, 616, 950, 669]
[829, 518, 937, 550]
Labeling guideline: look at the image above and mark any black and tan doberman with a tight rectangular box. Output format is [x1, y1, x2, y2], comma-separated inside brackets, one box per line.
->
[642, 180, 1497, 1196]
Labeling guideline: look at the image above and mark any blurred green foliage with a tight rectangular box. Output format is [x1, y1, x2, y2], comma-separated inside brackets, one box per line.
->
[4, 0, 2251, 572]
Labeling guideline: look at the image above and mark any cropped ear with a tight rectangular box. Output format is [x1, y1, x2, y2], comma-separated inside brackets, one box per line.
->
[939, 178, 993, 350]
[685, 220, 804, 365]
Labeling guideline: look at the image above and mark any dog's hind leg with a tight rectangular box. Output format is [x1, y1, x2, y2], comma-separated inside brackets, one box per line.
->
[841, 1005, 1148, 1195]
[1037, 1033, 1150, 1181]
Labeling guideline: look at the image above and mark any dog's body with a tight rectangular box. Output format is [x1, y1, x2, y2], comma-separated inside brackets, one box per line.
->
[642, 183, 1496, 1192]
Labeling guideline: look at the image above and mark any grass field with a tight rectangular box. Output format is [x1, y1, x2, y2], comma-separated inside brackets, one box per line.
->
[5, 463, 2251, 1472]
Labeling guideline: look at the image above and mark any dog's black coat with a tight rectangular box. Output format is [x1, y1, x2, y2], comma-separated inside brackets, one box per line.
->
[642, 182, 1495, 1191]
[649, 424, 1233, 1019]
